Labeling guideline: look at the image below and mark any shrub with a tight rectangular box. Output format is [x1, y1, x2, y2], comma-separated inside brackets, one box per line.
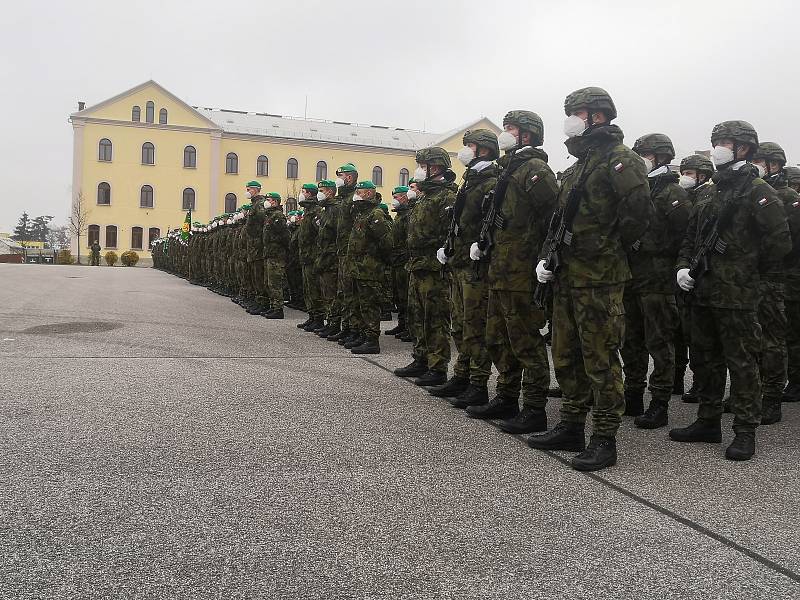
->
[120, 250, 140, 267]
[56, 249, 75, 265]
[104, 251, 118, 266]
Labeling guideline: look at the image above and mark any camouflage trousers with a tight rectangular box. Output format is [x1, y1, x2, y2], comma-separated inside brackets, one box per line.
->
[302, 264, 323, 318]
[319, 266, 338, 323]
[264, 258, 286, 310]
[408, 269, 451, 372]
[353, 279, 383, 340]
[90, 252, 100, 266]
[758, 281, 787, 402]
[331, 257, 355, 329]
[553, 283, 625, 437]
[250, 259, 267, 306]
[691, 305, 762, 431]
[236, 258, 251, 296]
[393, 264, 409, 323]
[287, 261, 304, 306]
[620, 291, 678, 402]
[787, 300, 800, 384]
[487, 288, 550, 407]
[450, 267, 492, 386]
[382, 267, 394, 311]
[674, 293, 692, 372]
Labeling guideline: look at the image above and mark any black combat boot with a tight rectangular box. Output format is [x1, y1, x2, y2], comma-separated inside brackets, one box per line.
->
[465, 395, 519, 420]
[722, 396, 733, 413]
[384, 320, 405, 336]
[311, 320, 329, 333]
[669, 418, 721, 443]
[572, 435, 617, 472]
[623, 389, 644, 416]
[782, 381, 800, 403]
[399, 332, 413, 342]
[428, 376, 469, 398]
[339, 331, 359, 346]
[725, 431, 755, 461]
[634, 400, 668, 429]
[673, 366, 686, 395]
[449, 384, 489, 409]
[682, 384, 699, 403]
[527, 421, 586, 451]
[247, 304, 263, 315]
[351, 337, 380, 355]
[344, 334, 365, 349]
[263, 308, 284, 319]
[761, 396, 782, 425]
[322, 324, 343, 339]
[497, 407, 547, 434]
[547, 387, 562, 398]
[394, 359, 428, 378]
[303, 318, 325, 332]
[297, 316, 313, 329]
[328, 327, 350, 341]
[413, 370, 447, 387]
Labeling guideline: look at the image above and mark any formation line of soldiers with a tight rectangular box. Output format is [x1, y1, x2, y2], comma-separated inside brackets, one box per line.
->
[152, 86, 800, 472]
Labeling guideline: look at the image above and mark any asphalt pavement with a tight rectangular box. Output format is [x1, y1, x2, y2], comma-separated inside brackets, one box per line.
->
[1, 263, 799, 599]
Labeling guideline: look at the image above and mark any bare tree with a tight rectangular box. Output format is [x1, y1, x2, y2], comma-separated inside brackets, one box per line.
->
[47, 224, 70, 250]
[69, 191, 91, 265]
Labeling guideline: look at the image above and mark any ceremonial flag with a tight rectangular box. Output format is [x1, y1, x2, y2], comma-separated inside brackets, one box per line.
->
[181, 210, 191, 241]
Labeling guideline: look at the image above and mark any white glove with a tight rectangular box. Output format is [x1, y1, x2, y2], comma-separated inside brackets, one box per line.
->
[469, 242, 483, 261]
[436, 247, 448, 265]
[536, 259, 554, 283]
[677, 268, 695, 292]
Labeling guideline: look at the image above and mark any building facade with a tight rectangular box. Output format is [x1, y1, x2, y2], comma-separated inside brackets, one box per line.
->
[69, 80, 500, 260]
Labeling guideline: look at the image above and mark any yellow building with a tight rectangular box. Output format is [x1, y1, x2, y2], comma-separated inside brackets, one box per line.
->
[69, 80, 500, 262]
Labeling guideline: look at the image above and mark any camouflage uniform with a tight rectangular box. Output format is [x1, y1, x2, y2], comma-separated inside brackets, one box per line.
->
[262, 201, 289, 312]
[246, 196, 267, 311]
[316, 194, 340, 326]
[286, 216, 304, 308]
[391, 197, 414, 332]
[784, 166, 800, 402]
[298, 201, 323, 322]
[334, 178, 358, 333]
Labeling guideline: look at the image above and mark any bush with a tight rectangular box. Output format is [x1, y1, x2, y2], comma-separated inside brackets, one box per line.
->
[104, 251, 118, 266]
[120, 250, 140, 267]
[56, 249, 75, 265]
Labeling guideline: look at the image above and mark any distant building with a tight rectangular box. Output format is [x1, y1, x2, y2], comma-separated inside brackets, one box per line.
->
[69, 80, 500, 259]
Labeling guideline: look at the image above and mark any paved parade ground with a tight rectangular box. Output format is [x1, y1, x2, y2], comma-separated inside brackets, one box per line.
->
[1, 263, 800, 599]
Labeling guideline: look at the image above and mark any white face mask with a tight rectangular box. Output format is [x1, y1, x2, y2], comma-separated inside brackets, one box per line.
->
[406, 189, 417, 200]
[753, 163, 767, 178]
[457, 146, 475, 166]
[711, 145, 735, 166]
[352, 194, 363, 202]
[640, 156, 654, 173]
[563, 115, 588, 138]
[391, 199, 401, 208]
[316, 191, 326, 202]
[244, 191, 252, 199]
[678, 175, 697, 190]
[335, 177, 345, 188]
[414, 166, 427, 181]
[497, 131, 518, 151]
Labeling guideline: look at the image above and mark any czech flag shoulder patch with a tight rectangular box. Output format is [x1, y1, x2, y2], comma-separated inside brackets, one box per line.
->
[614, 162, 625, 172]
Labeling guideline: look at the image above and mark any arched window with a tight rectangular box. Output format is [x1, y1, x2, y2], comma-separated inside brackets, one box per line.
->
[159, 108, 167, 124]
[226, 152, 238, 174]
[184, 145, 196, 168]
[105, 225, 118, 248]
[140, 185, 154, 208]
[286, 197, 298, 212]
[98, 138, 112, 162]
[399, 168, 410, 186]
[257, 155, 269, 176]
[145, 101, 154, 123]
[142, 142, 155, 165]
[224, 193, 237, 213]
[148, 227, 160, 248]
[287, 157, 298, 179]
[316, 161, 327, 182]
[372, 166, 383, 186]
[97, 182, 111, 205]
[182, 188, 196, 211]
[131, 227, 143, 250]
[132, 106, 141, 122]
[88, 224, 100, 246]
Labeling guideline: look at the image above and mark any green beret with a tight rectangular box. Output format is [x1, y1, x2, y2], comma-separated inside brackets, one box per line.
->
[240, 203, 252, 210]
[318, 179, 337, 188]
[301, 183, 318, 192]
[266, 192, 282, 201]
[246, 180, 262, 188]
[356, 180, 377, 190]
[392, 186, 409, 194]
[408, 178, 416, 185]
[336, 163, 358, 174]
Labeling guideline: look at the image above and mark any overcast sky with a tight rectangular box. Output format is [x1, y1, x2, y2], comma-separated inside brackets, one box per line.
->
[1, 0, 798, 232]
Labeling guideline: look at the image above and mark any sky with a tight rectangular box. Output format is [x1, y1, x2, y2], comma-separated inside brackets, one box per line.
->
[1, 0, 799, 232]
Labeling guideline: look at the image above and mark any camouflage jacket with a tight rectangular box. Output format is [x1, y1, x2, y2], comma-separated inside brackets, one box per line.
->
[297, 205, 319, 265]
[335, 183, 357, 257]
[287, 224, 301, 266]
[550, 125, 652, 288]
[245, 195, 266, 261]
[407, 177, 458, 273]
[347, 198, 392, 280]
[451, 163, 500, 272]
[391, 202, 414, 266]
[315, 199, 339, 272]
[489, 148, 558, 291]
[627, 170, 690, 294]
[768, 175, 800, 298]
[677, 164, 791, 310]
[262, 206, 289, 262]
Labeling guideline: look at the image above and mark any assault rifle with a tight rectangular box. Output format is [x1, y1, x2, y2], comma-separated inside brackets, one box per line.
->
[687, 198, 736, 284]
[442, 183, 468, 277]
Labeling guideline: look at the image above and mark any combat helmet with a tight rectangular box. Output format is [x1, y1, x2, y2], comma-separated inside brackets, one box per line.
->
[679, 154, 714, 177]
[710, 120, 759, 158]
[463, 128, 500, 160]
[502, 111, 544, 147]
[564, 87, 617, 120]
[752, 142, 787, 165]
[632, 133, 675, 161]
[784, 165, 800, 186]
[415, 146, 451, 168]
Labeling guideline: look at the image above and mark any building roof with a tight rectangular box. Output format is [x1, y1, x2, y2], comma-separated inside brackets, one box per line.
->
[0, 238, 24, 254]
